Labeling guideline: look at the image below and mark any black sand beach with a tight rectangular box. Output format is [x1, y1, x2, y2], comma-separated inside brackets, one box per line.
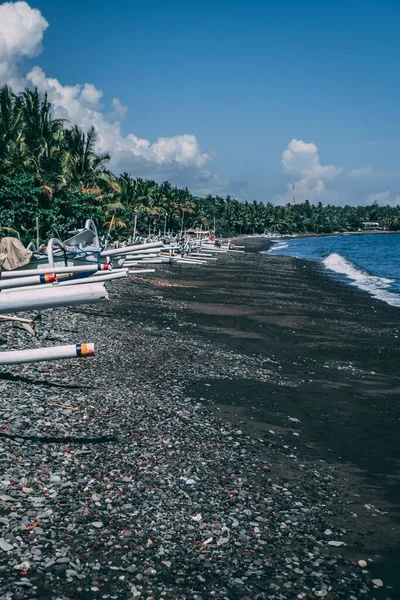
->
[0, 237, 399, 599]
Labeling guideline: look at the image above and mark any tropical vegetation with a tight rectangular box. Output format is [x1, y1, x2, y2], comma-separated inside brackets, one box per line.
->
[0, 84, 399, 244]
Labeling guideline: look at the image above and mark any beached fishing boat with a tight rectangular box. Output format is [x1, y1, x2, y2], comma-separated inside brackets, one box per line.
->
[24, 219, 103, 270]
[0, 217, 234, 289]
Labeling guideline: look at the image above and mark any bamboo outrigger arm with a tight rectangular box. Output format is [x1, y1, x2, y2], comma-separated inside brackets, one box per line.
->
[0, 264, 110, 279]
[0, 343, 95, 365]
[101, 241, 163, 258]
[5, 270, 128, 293]
[84, 219, 101, 248]
[0, 282, 108, 314]
[0, 273, 56, 290]
[26, 241, 37, 252]
[47, 238, 69, 268]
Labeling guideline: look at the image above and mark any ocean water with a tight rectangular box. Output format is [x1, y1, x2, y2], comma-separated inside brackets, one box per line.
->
[263, 233, 400, 307]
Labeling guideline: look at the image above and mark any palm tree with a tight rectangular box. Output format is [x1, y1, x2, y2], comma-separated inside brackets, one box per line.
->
[2, 83, 400, 242]
[0, 86, 30, 177]
[170, 188, 195, 233]
[0, 86, 22, 164]
[65, 125, 110, 188]
[19, 88, 66, 186]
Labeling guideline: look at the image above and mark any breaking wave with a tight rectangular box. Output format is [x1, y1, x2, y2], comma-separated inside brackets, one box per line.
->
[323, 253, 400, 307]
[266, 242, 289, 253]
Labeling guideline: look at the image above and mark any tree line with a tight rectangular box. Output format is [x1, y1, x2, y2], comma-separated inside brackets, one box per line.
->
[0, 84, 399, 244]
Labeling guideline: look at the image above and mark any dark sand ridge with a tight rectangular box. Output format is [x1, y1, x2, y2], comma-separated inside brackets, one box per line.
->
[124, 237, 400, 589]
[0, 236, 398, 599]
[185, 237, 400, 488]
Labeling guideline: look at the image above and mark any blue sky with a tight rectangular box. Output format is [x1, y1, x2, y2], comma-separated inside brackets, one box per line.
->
[1, 0, 399, 204]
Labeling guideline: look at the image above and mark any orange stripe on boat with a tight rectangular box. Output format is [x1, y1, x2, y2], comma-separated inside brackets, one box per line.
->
[44, 273, 57, 283]
[80, 343, 95, 356]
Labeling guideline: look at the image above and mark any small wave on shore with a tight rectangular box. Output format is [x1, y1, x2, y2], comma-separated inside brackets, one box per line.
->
[261, 241, 289, 253]
[323, 253, 400, 307]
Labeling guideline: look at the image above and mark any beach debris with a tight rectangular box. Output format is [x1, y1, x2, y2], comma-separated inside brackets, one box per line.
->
[217, 536, 229, 546]
[185, 478, 197, 486]
[372, 579, 384, 588]
[327, 540, 345, 547]
[14, 561, 31, 572]
[358, 559, 368, 568]
[199, 537, 213, 552]
[191, 513, 203, 522]
[0, 314, 35, 324]
[20, 322, 36, 336]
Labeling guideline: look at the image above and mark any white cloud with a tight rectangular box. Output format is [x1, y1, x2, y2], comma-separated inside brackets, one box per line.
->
[80, 83, 103, 107]
[152, 135, 209, 167]
[0, 1, 48, 89]
[1, 1, 209, 178]
[365, 191, 399, 205]
[111, 97, 127, 121]
[282, 139, 318, 175]
[349, 166, 375, 178]
[281, 139, 342, 181]
[276, 139, 342, 203]
[27, 66, 210, 171]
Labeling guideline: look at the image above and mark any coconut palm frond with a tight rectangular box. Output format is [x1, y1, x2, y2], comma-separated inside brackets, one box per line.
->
[104, 200, 125, 212]
[104, 217, 127, 229]
[0, 226, 20, 239]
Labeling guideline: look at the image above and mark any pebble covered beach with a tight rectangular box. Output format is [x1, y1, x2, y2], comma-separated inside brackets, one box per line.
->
[0, 237, 398, 600]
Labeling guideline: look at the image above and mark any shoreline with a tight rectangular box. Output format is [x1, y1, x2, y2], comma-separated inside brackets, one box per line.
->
[0, 242, 399, 598]
[256, 232, 400, 308]
[243, 230, 400, 241]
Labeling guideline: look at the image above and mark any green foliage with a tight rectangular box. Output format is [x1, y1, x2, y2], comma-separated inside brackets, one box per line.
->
[0, 175, 102, 244]
[0, 175, 42, 243]
[43, 191, 105, 240]
[0, 84, 399, 243]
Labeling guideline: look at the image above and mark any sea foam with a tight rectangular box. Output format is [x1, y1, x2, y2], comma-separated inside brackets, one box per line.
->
[266, 242, 289, 253]
[323, 253, 400, 307]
